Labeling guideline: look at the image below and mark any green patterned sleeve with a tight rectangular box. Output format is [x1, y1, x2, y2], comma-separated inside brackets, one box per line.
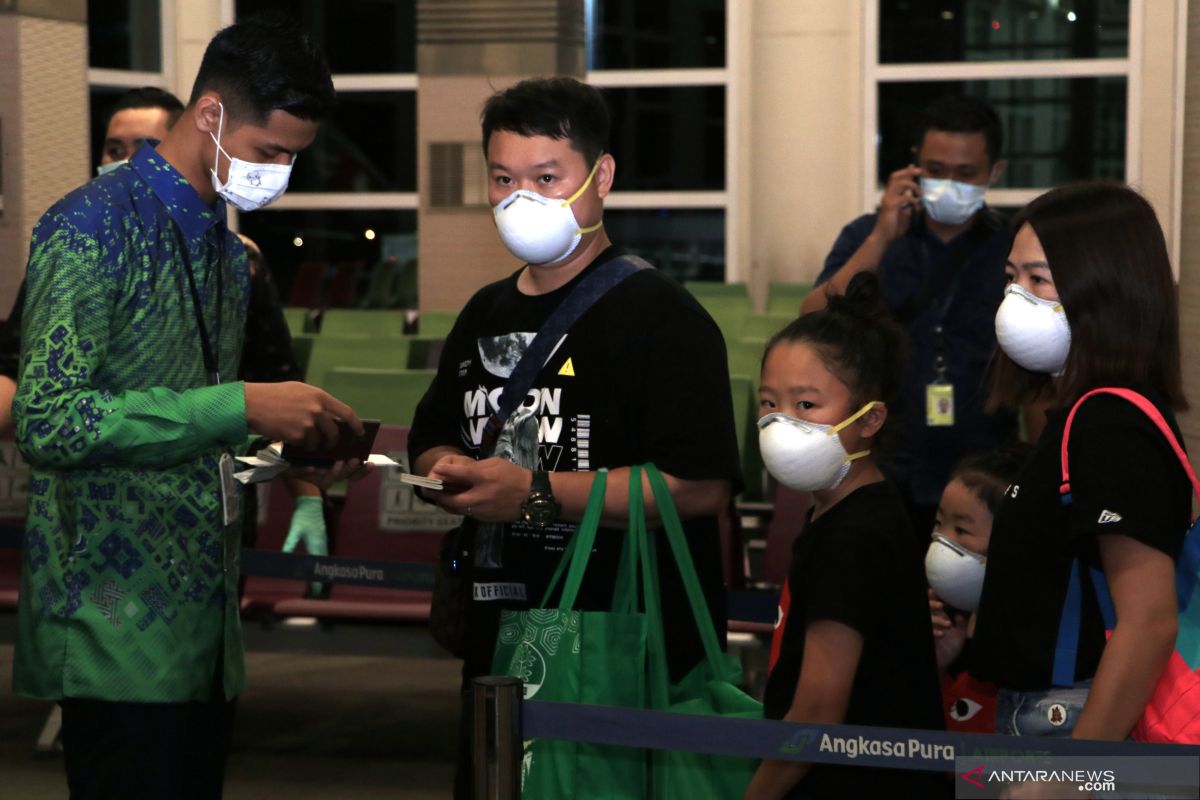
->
[14, 220, 248, 468]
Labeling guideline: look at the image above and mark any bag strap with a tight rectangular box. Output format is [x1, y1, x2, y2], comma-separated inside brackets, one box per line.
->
[610, 466, 643, 616]
[894, 210, 1000, 325]
[1058, 387, 1200, 608]
[644, 463, 728, 676]
[481, 255, 651, 453]
[539, 469, 608, 609]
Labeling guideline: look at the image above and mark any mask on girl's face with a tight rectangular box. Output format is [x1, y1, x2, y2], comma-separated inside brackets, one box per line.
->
[492, 157, 604, 265]
[994, 283, 1071, 374]
[757, 402, 879, 492]
[920, 178, 987, 225]
[96, 160, 128, 177]
[925, 533, 987, 612]
[209, 102, 295, 212]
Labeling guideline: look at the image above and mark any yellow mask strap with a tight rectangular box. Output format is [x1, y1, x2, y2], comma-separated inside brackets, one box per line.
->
[844, 449, 871, 463]
[828, 401, 880, 435]
[562, 155, 603, 208]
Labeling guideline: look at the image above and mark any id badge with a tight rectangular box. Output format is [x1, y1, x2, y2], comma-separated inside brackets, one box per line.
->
[926, 383, 955, 427]
[219, 453, 242, 526]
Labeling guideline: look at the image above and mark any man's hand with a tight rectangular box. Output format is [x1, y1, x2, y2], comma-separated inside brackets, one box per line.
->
[245, 381, 362, 450]
[873, 164, 923, 244]
[427, 455, 532, 523]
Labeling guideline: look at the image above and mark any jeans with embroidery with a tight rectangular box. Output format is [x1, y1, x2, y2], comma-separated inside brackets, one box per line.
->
[994, 681, 1092, 736]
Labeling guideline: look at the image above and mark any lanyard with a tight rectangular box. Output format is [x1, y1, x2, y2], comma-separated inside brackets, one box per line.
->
[178, 224, 225, 386]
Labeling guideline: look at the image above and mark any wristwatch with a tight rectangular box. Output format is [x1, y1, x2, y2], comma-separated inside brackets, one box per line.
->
[521, 470, 560, 528]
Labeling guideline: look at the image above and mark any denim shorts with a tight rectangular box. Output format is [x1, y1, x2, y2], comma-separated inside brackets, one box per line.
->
[994, 681, 1092, 737]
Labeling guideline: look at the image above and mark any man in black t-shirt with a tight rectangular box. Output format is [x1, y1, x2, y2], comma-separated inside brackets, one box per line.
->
[407, 78, 742, 797]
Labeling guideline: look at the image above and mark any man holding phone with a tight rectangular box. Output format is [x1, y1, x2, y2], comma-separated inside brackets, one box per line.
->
[803, 95, 1016, 537]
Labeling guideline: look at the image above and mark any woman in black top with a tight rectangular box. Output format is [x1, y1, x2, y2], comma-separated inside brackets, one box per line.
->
[971, 183, 1190, 740]
[747, 275, 947, 800]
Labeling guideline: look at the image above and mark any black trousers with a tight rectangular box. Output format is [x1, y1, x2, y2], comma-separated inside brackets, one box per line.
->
[59, 689, 237, 800]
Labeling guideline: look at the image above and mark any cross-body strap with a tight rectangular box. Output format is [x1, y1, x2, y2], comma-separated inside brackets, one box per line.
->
[894, 209, 1001, 325]
[481, 254, 652, 454]
[1051, 387, 1200, 686]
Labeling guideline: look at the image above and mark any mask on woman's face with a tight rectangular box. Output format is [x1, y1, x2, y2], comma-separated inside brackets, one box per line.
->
[925, 533, 987, 612]
[994, 283, 1071, 374]
[757, 402, 879, 491]
[492, 157, 604, 265]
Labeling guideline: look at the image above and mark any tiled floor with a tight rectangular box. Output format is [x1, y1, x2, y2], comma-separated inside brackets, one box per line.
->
[0, 615, 460, 799]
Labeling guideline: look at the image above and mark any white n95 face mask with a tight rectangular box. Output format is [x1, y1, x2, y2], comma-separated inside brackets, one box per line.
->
[210, 102, 294, 212]
[920, 178, 987, 226]
[994, 283, 1071, 374]
[757, 402, 879, 492]
[493, 157, 603, 265]
[925, 533, 987, 612]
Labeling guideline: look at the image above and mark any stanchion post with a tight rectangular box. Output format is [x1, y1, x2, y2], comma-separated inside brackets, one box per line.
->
[472, 676, 522, 800]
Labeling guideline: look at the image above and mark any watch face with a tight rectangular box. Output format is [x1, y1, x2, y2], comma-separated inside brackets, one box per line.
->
[524, 497, 558, 526]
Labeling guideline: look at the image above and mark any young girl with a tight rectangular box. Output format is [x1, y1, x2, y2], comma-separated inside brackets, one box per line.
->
[971, 182, 1190, 740]
[746, 274, 947, 800]
[927, 446, 1031, 733]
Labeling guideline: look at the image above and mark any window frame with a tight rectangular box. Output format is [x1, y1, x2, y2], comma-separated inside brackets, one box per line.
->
[860, 0, 1144, 213]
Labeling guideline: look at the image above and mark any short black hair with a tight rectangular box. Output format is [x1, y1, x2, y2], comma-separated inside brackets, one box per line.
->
[106, 87, 185, 131]
[190, 16, 336, 123]
[481, 77, 610, 166]
[916, 95, 1004, 164]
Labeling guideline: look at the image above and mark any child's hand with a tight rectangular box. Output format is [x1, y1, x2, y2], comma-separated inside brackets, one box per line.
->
[929, 587, 970, 672]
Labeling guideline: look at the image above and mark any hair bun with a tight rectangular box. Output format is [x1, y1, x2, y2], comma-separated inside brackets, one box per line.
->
[826, 272, 891, 323]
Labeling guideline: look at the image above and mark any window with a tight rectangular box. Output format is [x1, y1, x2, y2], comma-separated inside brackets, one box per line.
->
[865, 0, 1134, 211]
[234, 0, 418, 309]
[587, 0, 733, 281]
[86, 0, 171, 172]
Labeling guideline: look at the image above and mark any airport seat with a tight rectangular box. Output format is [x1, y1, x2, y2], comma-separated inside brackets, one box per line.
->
[319, 368, 436, 428]
[766, 282, 814, 317]
[320, 309, 408, 338]
[305, 335, 411, 389]
[417, 310, 459, 338]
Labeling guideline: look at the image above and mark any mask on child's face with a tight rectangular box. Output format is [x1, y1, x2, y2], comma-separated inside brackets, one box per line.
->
[925, 533, 987, 611]
[757, 402, 879, 491]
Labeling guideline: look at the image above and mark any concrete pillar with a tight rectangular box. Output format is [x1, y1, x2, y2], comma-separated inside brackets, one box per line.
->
[0, 0, 88, 313]
[415, 0, 585, 313]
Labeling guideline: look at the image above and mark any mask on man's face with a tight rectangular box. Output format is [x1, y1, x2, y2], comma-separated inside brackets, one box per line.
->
[492, 156, 604, 265]
[920, 178, 988, 225]
[209, 102, 295, 212]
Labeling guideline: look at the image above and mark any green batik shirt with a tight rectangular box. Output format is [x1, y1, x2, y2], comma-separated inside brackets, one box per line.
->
[12, 143, 251, 702]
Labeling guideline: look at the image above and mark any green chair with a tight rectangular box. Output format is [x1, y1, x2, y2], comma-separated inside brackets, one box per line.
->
[741, 313, 793, 341]
[305, 335, 411, 388]
[283, 307, 315, 337]
[766, 282, 814, 317]
[727, 337, 767, 381]
[729, 374, 765, 501]
[321, 367, 437, 427]
[418, 309, 459, 338]
[320, 309, 408, 338]
[685, 281, 749, 300]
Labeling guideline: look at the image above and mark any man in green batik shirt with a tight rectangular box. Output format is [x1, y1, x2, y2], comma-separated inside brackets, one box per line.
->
[13, 18, 367, 800]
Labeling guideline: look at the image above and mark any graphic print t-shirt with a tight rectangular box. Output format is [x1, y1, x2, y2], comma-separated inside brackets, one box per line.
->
[408, 247, 743, 679]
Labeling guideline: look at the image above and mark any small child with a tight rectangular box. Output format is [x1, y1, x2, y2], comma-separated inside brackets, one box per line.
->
[928, 445, 1032, 733]
[746, 273, 947, 800]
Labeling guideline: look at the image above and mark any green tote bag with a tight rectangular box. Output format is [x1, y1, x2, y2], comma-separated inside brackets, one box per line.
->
[638, 464, 762, 799]
[492, 469, 649, 799]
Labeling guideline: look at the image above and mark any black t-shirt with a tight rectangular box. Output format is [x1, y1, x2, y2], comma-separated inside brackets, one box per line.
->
[971, 389, 1192, 690]
[764, 481, 947, 799]
[408, 247, 743, 682]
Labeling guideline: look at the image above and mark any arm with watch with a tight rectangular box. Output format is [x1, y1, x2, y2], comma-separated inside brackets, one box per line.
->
[415, 449, 730, 528]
